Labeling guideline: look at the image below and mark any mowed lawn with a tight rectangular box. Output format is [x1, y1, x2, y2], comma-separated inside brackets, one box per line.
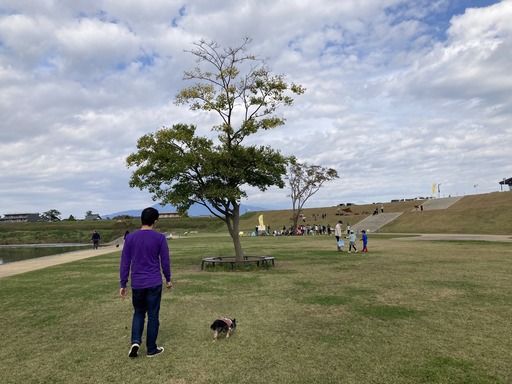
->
[0, 234, 511, 384]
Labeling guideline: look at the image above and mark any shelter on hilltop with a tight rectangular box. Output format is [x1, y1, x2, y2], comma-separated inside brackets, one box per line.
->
[499, 177, 512, 191]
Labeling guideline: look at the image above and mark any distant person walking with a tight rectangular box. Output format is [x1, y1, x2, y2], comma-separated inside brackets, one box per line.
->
[117, 230, 130, 248]
[347, 231, 358, 253]
[91, 231, 100, 249]
[361, 230, 368, 252]
[119, 207, 172, 358]
[334, 220, 343, 251]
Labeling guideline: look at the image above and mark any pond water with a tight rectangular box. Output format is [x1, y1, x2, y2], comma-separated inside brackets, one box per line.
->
[0, 244, 90, 265]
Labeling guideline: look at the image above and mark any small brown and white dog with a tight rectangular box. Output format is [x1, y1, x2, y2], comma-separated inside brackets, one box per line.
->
[210, 317, 236, 341]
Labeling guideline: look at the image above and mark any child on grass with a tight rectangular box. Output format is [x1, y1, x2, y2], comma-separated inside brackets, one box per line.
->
[361, 230, 368, 252]
[346, 231, 357, 253]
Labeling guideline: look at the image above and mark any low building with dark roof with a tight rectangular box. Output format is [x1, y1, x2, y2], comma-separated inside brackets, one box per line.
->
[84, 214, 102, 221]
[0, 213, 41, 223]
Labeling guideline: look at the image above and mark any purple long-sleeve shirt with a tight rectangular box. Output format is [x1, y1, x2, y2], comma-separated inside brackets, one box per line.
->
[120, 229, 171, 289]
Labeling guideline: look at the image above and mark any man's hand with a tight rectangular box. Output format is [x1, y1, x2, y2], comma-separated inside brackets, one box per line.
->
[119, 287, 127, 298]
[165, 281, 173, 290]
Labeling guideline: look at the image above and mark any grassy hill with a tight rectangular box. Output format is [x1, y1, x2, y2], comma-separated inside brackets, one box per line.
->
[238, 191, 512, 235]
[238, 198, 424, 233]
[0, 191, 510, 245]
[381, 192, 512, 235]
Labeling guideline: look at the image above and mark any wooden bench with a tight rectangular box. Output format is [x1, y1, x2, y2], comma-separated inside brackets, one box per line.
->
[201, 256, 275, 270]
[261, 256, 275, 268]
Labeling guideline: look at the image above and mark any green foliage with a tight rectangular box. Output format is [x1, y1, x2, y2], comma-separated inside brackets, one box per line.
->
[40, 209, 61, 222]
[127, 124, 289, 214]
[111, 215, 133, 220]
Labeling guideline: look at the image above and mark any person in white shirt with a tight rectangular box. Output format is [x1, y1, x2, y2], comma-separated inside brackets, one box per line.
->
[334, 220, 343, 251]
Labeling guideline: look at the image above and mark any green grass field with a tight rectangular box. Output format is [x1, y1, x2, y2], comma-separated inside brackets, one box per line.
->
[1, 233, 511, 383]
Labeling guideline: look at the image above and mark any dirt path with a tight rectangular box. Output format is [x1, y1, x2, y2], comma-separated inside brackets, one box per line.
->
[0, 245, 121, 279]
[391, 234, 512, 242]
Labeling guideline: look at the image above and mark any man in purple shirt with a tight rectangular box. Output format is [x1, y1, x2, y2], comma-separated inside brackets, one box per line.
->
[119, 207, 172, 357]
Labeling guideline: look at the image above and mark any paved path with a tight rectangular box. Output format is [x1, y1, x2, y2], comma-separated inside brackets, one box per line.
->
[391, 234, 512, 242]
[419, 196, 463, 211]
[0, 245, 121, 279]
[351, 212, 403, 233]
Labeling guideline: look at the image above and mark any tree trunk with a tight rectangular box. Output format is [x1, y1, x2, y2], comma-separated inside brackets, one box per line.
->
[232, 231, 244, 264]
[291, 199, 299, 235]
[225, 204, 244, 264]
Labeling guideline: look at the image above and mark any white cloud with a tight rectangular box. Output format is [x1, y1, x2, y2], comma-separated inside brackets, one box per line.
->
[0, 0, 511, 219]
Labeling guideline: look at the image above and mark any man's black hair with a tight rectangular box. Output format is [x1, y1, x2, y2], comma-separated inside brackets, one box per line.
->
[141, 207, 159, 226]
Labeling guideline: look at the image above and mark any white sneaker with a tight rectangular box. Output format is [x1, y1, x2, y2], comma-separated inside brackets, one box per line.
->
[348, 251, 351, 253]
[128, 343, 139, 358]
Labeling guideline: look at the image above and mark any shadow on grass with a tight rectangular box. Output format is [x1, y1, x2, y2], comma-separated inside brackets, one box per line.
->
[400, 356, 501, 384]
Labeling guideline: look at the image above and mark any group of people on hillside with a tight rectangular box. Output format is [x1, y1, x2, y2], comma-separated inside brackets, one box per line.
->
[270, 220, 370, 253]
[269, 224, 333, 236]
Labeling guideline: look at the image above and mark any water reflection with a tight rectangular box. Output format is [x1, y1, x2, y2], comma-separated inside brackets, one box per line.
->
[0, 244, 90, 264]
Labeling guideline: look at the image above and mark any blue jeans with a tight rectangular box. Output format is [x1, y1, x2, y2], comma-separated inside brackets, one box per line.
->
[131, 284, 162, 354]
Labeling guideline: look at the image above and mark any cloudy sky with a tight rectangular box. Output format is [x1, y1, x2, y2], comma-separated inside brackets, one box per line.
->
[1, 0, 511, 219]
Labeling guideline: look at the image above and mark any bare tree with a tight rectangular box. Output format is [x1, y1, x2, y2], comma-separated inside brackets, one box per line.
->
[286, 160, 339, 232]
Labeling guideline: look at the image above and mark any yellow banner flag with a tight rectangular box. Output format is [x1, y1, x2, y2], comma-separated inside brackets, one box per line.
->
[258, 215, 265, 228]
[432, 183, 437, 195]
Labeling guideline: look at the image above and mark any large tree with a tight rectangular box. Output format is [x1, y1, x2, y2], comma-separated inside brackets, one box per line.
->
[127, 38, 304, 262]
[286, 160, 339, 232]
[41, 209, 61, 222]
